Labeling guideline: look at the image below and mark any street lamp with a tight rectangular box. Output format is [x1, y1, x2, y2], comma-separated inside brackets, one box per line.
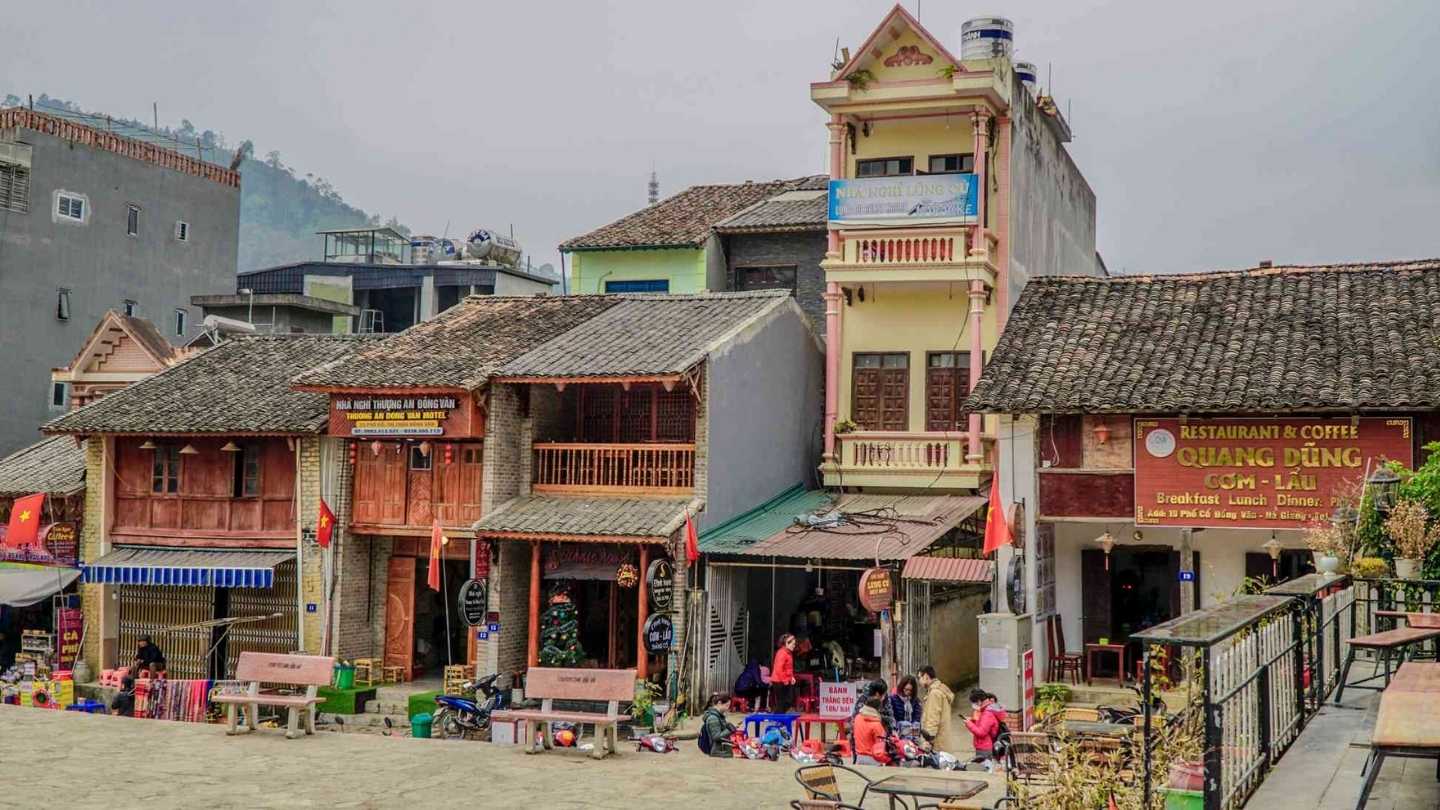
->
[1367, 465, 1402, 514]
[1095, 531, 1116, 570]
[1263, 534, 1284, 578]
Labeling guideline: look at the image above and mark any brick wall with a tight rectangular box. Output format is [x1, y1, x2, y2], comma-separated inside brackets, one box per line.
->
[334, 534, 390, 661]
[78, 437, 106, 671]
[480, 384, 529, 674]
[724, 231, 827, 336]
[493, 539, 532, 676]
[296, 436, 324, 653]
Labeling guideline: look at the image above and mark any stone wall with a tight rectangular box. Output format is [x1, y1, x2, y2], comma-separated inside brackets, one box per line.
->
[723, 232, 827, 336]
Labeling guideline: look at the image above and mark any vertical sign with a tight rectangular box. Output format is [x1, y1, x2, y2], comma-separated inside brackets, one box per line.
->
[818, 681, 860, 718]
[55, 607, 83, 670]
[1021, 649, 1036, 731]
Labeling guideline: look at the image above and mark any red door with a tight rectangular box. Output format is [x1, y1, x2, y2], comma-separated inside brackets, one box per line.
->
[384, 556, 415, 675]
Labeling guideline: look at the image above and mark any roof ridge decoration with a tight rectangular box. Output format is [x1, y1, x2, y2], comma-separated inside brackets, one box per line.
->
[830, 3, 963, 80]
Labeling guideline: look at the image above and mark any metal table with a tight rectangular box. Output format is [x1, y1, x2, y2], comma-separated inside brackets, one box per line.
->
[866, 773, 988, 809]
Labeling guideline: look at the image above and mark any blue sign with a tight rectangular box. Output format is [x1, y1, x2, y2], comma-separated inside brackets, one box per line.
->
[487, 622, 501, 632]
[1178, 570, 1196, 582]
[306, 603, 318, 613]
[476, 630, 490, 640]
[828, 174, 978, 224]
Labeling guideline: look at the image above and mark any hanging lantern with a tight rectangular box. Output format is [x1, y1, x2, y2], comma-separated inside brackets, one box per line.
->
[220, 441, 241, 453]
[1262, 534, 1284, 578]
[347, 442, 358, 465]
[444, 444, 455, 465]
[1092, 421, 1111, 445]
[1367, 465, 1402, 514]
[138, 439, 157, 451]
[178, 443, 200, 456]
[616, 563, 640, 588]
[1095, 531, 1116, 570]
[370, 440, 383, 457]
[418, 441, 432, 458]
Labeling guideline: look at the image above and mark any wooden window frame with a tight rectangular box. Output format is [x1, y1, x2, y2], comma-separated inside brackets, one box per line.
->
[924, 153, 975, 175]
[232, 444, 262, 498]
[851, 352, 910, 432]
[151, 445, 181, 494]
[924, 351, 973, 432]
[126, 204, 140, 236]
[735, 265, 798, 294]
[409, 445, 434, 471]
[855, 156, 914, 178]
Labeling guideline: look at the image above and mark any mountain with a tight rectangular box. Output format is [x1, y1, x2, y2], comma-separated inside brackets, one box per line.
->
[2, 94, 407, 272]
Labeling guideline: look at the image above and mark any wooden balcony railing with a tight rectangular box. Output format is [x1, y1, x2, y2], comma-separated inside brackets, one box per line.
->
[532, 443, 696, 494]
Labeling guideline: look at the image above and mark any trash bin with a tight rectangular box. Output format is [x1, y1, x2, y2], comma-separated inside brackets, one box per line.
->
[411, 712, 433, 739]
[333, 663, 355, 690]
[1159, 788, 1203, 810]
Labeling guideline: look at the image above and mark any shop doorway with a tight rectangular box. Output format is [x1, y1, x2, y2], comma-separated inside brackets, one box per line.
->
[1246, 550, 1315, 587]
[1081, 547, 1200, 674]
[570, 580, 638, 668]
[384, 556, 470, 679]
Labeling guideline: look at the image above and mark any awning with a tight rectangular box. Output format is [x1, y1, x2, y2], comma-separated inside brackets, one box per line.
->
[82, 548, 294, 588]
[902, 556, 994, 583]
[704, 490, 986, 561]
[0, 563, 80, 607]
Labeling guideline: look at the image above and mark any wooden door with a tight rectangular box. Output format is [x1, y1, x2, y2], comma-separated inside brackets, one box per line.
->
[924, 352, 970, 432]
[352, 450, 383, 524]
[408, 468, 433, 527]
[853, 353, 909, 431]
[384, 557, 415, 673]
[1080, 549, 1111, 644]
[380, 448, 407, 525]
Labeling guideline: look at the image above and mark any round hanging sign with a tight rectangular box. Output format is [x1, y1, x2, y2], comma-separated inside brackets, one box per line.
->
[616, 563, 640, 588]
[457, 578, 488, 627]
[646, 558, 674, 611]
[643, 614, 674, 654]
[858, 567, 894, 612]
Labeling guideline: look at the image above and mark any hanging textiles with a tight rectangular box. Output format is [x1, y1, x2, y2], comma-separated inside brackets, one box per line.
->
[132, 678, 237, 723]
[0, 563, 80, 607]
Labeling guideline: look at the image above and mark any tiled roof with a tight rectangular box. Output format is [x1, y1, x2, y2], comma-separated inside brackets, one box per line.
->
[714, 187, 829, 233]
[560, 177, 821, 251]
[0, 437, 87, 497]
[293, 296, 619, 390]
[45, 335, 375, 435]
[966, 260, 1440, 414]
[496, 291, 792, 379]
[119, 315, 178, 361]
[472, 495, 695, 539]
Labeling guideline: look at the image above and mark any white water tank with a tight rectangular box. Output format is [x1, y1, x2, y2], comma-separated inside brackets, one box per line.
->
[464, 229, 523, 267]
[434, 237, 462, 261]
[961, 17, 1014, 61]
[1015, 61, 1038, 94]
[410, 235, 438, 264]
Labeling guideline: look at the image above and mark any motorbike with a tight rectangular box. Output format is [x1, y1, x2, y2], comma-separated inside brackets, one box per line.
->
[432, 674, 506, 740]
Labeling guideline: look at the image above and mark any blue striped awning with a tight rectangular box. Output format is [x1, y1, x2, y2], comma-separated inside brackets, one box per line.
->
[82, 547, 292, 589]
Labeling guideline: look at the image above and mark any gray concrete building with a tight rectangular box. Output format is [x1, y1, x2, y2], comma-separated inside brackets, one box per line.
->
[0, 107, 240, 454]
[714, 180, 829, 336]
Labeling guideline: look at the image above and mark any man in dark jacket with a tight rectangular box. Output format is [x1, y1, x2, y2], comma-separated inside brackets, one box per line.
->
[133, 634, 166, 677]
[700, 693, 738, 757]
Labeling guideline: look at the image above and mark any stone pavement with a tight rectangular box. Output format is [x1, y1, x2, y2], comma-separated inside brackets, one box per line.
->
[0, 705, 1006, 809]
[1247, 689, 1440, 810]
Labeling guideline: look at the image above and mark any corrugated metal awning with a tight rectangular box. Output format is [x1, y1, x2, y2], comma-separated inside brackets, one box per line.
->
[902, 556, 994, 583]
[82, 547, 293, 588]
[720, 494, 986, 561]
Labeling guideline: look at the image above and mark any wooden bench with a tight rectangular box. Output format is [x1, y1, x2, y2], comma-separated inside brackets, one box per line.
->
[491, 667, 635, 759]
[1335, 627, 1440, 704]
[211, 652, 335, 740]
[1355, 662, 1440, 808]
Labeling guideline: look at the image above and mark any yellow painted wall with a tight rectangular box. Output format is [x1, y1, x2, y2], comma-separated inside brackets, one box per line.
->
[838, 284, 999, 434]
[861, 29, 953, 83]
[569, 248, 708, 294]
[848, 116, 975, 177]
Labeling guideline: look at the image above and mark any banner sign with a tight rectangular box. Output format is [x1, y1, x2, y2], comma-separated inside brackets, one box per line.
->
[819, 681, 861, 718]
[56, 607, 83, 669]
[0, 522, 78, 566]
[646, 558, 673, 611]
[828, 174, 978, 224]
[328, 392, 481, 438]
[858, 567, 895, 612]
[1134, 418, 1413, 529]
[1021, 649, 1036, 731]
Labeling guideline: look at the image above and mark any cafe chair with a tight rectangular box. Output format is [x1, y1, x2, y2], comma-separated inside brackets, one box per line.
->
[794, 763, 876, 807]
[789, 802, 863, 810]
[1046, 617, 1083, 685]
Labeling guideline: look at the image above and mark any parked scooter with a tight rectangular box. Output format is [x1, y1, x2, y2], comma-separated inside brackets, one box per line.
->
[432, 674, 506, 740]
[1096, 685, 1167, 725]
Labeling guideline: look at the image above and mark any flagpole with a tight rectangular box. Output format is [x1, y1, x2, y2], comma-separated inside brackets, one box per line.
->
[442, 533, 452, 667]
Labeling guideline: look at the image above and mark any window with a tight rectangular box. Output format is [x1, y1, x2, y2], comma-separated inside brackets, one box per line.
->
[926, 154, 975, 175]
[409, 445, 433, 471]
[126, 205, 140, 236]
[56, 193, 85, 221]
[232, 445, 261, 497]
[174, 308, 188, 336]
[925, 351, 974, 432]
[174, 220, 189, 241]
[56, 288, 71, 321]
[851, 352, 909, 431]
[604, 279, 669, 294]
[49, 382, 69, 411]
[152, 445, 181, 494]
[462, 447, 482, 464]
[856, 157, 914, 178]
[0, 162, 29, 213]
[736, 266, 797, 294]
[123, 299, 137, 317]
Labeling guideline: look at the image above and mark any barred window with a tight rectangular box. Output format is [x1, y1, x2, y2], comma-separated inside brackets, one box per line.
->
[0, 162, 29, 213]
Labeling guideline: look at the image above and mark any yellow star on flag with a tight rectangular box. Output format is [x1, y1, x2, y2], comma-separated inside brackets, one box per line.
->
[17, 510, 30, 523]
[319, 514, 330, 528]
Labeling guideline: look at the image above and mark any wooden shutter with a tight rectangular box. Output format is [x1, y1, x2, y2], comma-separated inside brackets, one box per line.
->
[380, 446, 407, 524]
[879, 365, 908, 431]
[925, 352, 971, 432]
[384, 557, 416, 675]
[853, 363, 883, 431]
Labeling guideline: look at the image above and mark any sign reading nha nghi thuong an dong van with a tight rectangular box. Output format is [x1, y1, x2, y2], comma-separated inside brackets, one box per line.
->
[328, 393, 480, 438]
[1133, 417, 1413, 529]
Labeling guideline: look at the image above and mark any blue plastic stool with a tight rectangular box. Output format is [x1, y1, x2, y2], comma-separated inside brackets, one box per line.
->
[66, 700, 107, 714]
[742, 712, 799, 738]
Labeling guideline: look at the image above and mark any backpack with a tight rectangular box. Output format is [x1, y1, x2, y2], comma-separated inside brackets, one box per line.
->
[697, 714, 714, 755]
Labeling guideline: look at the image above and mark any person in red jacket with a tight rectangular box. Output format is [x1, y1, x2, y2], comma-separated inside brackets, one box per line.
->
[963, 688, 1001, 772]
[769, 633, 798, 712]
[851, 694, 892, 766]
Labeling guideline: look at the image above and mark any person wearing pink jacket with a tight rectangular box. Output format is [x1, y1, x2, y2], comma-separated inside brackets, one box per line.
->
[963, 688, 1001, 772]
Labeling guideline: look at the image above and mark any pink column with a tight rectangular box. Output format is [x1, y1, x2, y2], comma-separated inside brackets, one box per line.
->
[966, 280, 987, 462]
[970, 112, 991, 256]
[823, 115, 846, 460]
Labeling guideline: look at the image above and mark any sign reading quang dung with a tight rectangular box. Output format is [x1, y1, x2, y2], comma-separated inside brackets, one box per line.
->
[1134, 417, 1413, 529]
[329, 393, 479, 438]
[828, 174, 978, 224]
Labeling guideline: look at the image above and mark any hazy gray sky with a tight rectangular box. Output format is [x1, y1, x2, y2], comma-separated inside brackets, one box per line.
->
[5, 0, 1438, 275]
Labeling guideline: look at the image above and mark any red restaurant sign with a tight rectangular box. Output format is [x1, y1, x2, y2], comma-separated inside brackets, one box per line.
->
[1134, 418, 1413, 529]
[328, 392, 482, 439]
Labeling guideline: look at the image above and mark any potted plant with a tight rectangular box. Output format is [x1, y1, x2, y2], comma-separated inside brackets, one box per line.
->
[833, 418, 858, 435]
[1384, 498, 1439, 579]
[1303, 521, 1345, 577]
[1351, 556, 1391, 580]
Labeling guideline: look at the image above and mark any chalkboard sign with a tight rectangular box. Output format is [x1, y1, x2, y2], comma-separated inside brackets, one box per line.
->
[643, 614, 674, 654]
[458, 579, 488, 627]
[646, 558, 674, 611]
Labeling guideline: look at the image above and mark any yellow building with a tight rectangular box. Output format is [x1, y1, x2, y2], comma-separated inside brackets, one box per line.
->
[815, 6, 1102, 492]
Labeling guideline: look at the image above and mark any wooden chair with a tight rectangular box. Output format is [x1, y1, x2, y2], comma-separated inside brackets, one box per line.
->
[1061, 706, 1100, 723]
[352, 658, 379, 687]
[1047, 617, 1083, 685]
[1003, 730, 1060, 798]
[789, 802, 862, 810]
[793, 763, 876, 807]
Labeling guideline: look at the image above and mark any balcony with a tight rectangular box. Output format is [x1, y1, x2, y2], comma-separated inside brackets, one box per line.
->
[821, 431, 990, 490]
[532, 443, 695, 495]
[824, 226, 997, 285]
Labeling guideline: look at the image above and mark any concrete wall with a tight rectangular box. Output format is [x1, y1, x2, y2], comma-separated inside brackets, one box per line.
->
[929, 588, 988, 685]
[723, 231, 828, 337]
[0, 127, 239, 455]
[568, 247, 707, 294]
[493, 270, 550, 296]
[701, 299, 824, 533]
[1006, 77, 1101, 306]
[201, 304, 337, 335]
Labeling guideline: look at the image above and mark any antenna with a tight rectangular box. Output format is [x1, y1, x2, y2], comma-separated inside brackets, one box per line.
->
[648, 170, 659, 205]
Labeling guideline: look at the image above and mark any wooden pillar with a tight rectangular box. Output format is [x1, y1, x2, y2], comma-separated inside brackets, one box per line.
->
[527, 540, 541, 668]
[636, 544, 650, 680]
[607, 582, 618, 667]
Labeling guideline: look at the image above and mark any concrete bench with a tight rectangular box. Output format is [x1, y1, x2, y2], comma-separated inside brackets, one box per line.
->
[492, 667, 635, 759]
[211, 652, 335, 740]
[1335, 627, 1440, 704]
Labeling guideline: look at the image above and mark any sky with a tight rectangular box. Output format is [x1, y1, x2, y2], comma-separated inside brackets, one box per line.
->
[4, 0, 1439, 276]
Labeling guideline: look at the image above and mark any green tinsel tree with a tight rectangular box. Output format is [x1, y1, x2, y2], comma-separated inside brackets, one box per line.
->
[540, 599, 585, 667]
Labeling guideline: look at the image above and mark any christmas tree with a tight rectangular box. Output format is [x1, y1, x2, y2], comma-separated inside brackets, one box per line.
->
[540, 595, 585, 667]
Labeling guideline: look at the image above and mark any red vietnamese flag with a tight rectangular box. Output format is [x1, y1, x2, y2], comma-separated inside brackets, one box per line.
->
[427, 520, 443, 591]
[684, 510, 700, 564]
[982, 474, 1011, 556]
[316, 499, 336, 549]
[4, 493, 45, 548]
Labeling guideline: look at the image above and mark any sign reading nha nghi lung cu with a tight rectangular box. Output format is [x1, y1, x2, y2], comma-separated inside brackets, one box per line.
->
[1134, 417, 1413, 529]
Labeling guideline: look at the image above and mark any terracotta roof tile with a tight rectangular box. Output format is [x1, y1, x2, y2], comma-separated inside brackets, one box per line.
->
[473, 495, 693, 539]
[0, 436, 87, 497]
[560, 177, 820, 250]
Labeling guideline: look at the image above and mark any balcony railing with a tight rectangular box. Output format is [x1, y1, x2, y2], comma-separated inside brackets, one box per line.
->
[848, 228, 968, 266]
[532, 443, 695, 494]
[824, 431, 990, 489]
[825, 226, 997, 284]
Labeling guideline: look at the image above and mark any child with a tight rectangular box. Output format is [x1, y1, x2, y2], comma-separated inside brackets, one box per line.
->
[963, 688, 1000, 772]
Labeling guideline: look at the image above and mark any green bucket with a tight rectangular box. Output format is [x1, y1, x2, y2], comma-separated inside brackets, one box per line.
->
[333, 663, 355, 690]
[411, 712, 433, 739]
[1159, 788, 1203, 810]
